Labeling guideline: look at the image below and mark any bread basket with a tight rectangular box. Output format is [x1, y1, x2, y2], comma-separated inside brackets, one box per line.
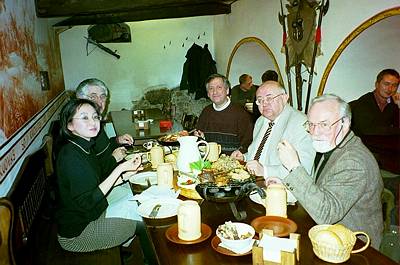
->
[308, 224, 370, 263]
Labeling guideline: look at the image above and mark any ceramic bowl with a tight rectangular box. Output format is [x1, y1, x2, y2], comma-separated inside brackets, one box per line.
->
[216, 222, 255, 250]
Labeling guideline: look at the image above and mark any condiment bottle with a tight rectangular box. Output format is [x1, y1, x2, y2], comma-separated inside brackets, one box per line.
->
[265, 183, 287, 218]
[177, 200, 201, 241]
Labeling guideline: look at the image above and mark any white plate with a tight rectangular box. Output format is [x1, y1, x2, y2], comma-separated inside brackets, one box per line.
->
[249, 191, 267, 207]
[177, 175, 198, 190]
[127, 171, 157, 186]
[249, 190, 297, 206]
[125, 153, 148, 163]
[137, 198, 182, 219]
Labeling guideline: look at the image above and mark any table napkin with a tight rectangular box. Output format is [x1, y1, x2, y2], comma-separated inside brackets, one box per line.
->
[105, 183, 142, 221]
[218, 239, 256, 255]
[131, 185, 180, 204]
[259, 234, 297, 263]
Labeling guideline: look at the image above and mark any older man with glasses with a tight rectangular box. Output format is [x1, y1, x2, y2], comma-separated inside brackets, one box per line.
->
[277, 94, 383, 249]
[195, 73, 254, 154]
[75, 78, 134, 171]
[231, 80, 315, 203]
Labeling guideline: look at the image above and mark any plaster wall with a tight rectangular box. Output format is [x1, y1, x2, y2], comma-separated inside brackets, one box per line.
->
[214, 0, 400, 109]
[59, 16, 214, 112]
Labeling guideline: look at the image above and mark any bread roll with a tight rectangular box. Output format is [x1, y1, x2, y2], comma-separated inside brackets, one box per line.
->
[314, 230, 343, 247]
[327, 224, 353, 244]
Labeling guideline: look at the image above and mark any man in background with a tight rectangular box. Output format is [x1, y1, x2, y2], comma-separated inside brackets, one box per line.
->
[231, 74, 258, 107]
[277, 94, 383, 249]
[350, 69, 400, 173]
[195, 74, 253, 154]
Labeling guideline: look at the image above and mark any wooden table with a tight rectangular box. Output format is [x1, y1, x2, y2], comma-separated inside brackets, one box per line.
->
[110, 109, 180, 143]
[145, 197, 397, 265]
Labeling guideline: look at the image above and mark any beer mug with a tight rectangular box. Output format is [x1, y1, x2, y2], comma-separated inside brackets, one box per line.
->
[157, 163, 173, 188]
[147, 146, 164, 169]
[178, 200, 201, 241]
[143, 140, 157, 150]
[265, 183, 287, 218]
[206, 142, 221, 162]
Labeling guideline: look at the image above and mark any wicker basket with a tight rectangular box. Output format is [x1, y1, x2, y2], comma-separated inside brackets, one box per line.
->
[308, 224, 370, 263]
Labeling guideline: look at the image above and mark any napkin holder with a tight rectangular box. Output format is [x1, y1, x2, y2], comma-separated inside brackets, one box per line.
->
[132, 109, 145, 121]
[135, 120, 149, 130]
[252, 229, 300, 265]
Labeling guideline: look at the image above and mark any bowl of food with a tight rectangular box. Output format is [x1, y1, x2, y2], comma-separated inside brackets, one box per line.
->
[216, 221, 255, 251]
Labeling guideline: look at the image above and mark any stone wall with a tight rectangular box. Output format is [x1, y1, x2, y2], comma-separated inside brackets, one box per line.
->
[132, 87, 210, 122]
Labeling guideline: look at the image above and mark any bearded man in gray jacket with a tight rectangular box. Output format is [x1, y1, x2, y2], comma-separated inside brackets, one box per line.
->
[277, 94, 383, 249]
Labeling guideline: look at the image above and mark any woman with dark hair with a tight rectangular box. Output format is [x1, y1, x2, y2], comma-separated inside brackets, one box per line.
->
[55, 98, 154, 263]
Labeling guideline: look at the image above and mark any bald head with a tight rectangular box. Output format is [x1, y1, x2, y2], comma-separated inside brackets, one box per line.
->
[255, 81, 288, 120]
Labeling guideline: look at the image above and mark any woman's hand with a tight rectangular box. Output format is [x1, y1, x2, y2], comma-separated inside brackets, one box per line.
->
[116, 133, 134, 145]
[119, 154, 142, 172]
[112, 147, 127, 162]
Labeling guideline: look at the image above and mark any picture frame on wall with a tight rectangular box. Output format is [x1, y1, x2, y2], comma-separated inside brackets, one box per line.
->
[40, 71, 50, 91]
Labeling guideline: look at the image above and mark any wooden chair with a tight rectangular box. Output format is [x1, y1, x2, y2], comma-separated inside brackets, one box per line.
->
[181, 114, 198, 131]
[0, 199, 15, 265]
[1, 144, 48, 264]
[382, 188, 395, 232]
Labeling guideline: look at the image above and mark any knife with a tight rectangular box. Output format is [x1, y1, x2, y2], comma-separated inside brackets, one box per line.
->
[149, 204, 161, 218]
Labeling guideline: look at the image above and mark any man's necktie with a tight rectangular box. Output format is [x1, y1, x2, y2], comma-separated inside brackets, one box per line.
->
[253, 122, 274, 160]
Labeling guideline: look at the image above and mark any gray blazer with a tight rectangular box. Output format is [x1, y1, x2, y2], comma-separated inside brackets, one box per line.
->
[284, 131, 383, 249]
[245, 104, 315, 177]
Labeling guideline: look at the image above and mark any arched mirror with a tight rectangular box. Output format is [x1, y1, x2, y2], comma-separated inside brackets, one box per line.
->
[226, 37, 283, 87]
[318, 7, 400, 102]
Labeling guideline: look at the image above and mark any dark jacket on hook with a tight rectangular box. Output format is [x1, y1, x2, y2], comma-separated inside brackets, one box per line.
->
[180, 43, 217, 99]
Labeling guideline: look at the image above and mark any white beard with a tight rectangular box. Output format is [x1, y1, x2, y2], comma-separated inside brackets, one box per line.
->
[312, 140, 335, 153]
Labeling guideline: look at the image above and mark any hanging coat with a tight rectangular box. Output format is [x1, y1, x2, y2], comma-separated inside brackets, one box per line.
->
[180, 43, 217, 99]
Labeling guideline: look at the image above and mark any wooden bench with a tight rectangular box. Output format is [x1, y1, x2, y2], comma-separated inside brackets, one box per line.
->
[0, 135, 122, 265]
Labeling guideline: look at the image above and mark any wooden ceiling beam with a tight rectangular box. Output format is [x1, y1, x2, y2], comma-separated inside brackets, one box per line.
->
[36, 0, 233, 17]
[53, 2, 231, 26]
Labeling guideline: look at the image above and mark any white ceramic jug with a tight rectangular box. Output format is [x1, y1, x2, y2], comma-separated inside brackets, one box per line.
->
[176, 136, 209, 173]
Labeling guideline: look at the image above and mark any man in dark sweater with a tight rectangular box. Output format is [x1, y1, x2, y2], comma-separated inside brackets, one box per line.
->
[350, 69, 400, 173]
[195, 74, 254, 154]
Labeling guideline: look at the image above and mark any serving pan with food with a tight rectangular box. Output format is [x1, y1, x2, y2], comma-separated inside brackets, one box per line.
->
[193, 155, 266, 220]
[157, 130, 190, 146]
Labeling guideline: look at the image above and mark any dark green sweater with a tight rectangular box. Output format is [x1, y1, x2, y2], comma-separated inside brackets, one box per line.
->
[56, 136, 114, 238]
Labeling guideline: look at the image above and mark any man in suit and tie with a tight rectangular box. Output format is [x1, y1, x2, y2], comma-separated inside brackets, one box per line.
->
[231, 81, 315, 202]
[277, 94, 383, 249]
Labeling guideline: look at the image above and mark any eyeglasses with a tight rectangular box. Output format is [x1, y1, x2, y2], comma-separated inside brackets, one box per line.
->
[86, 93, 107, 102]
[73, 115, 101, 122]
[206, 86, 226, 92]
[255, 94, 283, 105]
[304, 117, 344, 132]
